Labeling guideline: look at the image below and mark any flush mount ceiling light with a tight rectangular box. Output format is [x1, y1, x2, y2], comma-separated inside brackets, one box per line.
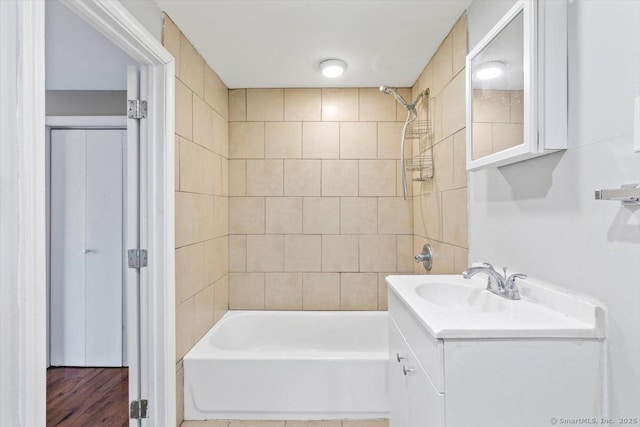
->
[475, 61, 506, 80]
[320, 59, 347, 78]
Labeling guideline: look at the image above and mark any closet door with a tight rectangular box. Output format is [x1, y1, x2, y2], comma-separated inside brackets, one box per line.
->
[50, 129, 125, 367]
[85, 130, 125, 366]
[50, 129, 87, 367]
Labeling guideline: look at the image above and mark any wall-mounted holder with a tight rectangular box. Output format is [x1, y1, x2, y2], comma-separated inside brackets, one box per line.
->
[595, 184, 640, 206]
[414, 244, 433, 271]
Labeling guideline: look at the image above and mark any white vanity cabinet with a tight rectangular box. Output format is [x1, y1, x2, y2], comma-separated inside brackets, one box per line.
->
[387, 276, 606, 427]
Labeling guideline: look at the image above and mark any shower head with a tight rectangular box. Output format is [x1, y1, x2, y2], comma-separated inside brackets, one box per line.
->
[379, 86, 412, 111]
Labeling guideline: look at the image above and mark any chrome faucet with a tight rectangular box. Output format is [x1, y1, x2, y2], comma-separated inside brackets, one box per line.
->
[462, 263, 527, 300]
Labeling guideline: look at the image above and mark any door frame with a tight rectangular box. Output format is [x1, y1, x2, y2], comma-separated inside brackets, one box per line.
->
[11, 1, 176, 425]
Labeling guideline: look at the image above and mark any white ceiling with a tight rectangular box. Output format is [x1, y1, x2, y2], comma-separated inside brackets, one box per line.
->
[154, 0, 472, 89]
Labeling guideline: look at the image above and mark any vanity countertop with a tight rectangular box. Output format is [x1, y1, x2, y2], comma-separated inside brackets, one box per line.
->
[386, 274, 606, 339]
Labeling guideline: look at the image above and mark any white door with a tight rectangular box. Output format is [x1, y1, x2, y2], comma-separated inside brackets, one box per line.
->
[50, 128, 126, 367]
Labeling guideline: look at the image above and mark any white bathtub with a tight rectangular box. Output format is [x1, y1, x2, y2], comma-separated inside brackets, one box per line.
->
[183, 310, 389, 421]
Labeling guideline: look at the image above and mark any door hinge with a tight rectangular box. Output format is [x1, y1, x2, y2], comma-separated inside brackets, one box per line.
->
[130, 399, 148, 419]
[128, 249, 148, 269]
[128, 99, 147, 119]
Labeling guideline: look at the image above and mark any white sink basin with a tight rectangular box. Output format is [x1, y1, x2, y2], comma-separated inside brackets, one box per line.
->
[414, 282, 507, 313]
[386, 273, 606, 339]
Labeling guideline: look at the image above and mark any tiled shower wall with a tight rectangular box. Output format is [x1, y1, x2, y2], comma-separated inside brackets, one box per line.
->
[228, 88, 414, 311]
[412, 15, 469, 274]
[162, 16, 230, 425]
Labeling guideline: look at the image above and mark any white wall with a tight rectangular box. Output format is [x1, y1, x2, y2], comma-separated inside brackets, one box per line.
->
[468, 0, 640, 421]
[120, 0, 163, 43]
[45, 0, 135, 90]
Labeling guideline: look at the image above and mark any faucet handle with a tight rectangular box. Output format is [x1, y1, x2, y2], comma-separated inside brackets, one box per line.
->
[504, 273, 527, 300]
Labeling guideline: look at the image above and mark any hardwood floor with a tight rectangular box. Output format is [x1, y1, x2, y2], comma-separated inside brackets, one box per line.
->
[47, 367, 128, 427]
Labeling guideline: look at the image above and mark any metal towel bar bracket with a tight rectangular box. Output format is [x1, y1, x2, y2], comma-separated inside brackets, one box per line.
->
[594, 184, 640, 206]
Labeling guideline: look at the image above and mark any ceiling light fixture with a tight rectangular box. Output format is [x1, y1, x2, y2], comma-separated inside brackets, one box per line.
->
[320, 59, 347, 78]
[475, 61, 505, 80]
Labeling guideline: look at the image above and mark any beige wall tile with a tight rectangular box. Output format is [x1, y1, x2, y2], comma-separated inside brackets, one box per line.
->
[359, 88, 397, 122]
[377, 273, 391, 310]
[246, 89, 284, 121]
[284, 89, 321, 121]
[212, 195, 228, 238]
[359, 235, 397, 272]
[492, 123, 524, 152]
[396, 235, 414, 273]
[213, 111, 229, 157]
[378, 197, 412, 235]
[341, 197, 377, 234]
[176, 297, 194, 360]
[451, 14, 468, 75]
[247, 235, 284, 272]
[412, 195, 426, 237]
[286, 421, 341, 427]
[303, 197, 340, 234]
[163, 17, 181, 76]
[229, 197, 265, 234]
[432, 34, 453, 96]
[417, 64, 433, 99]
[175, 136, 180, 189]
[205, 237, 227, 285]
[175, 191, 194, 248]
[265, 273, 303, 310]
[176, 79, 193, 140]
[229, 235, 247, 272]
[452, 129, 467, 189]
[442, 188, 468, 248]
[429, 240, 456, 275]
[284, 159, 321, 196]
[229, 89, 246, 122]
[433, 136, 454, 191]
[302, 273, 340, 310]
[322, 88, 358, 121]
[194, 285, 214, 340]
[246, 159, 284, 196]
[176, 365, 184, 425]
[321, 235, 359, 272]
[265, 122, 302, 158]
[322, 160, 358, 196]
[229, 122, 265, 159]
[340, 122, 377, 159]
[192, 95, 214, 150]
[213, 275, 229, 323]
[440, 71, 466, 139]
[341, 273, 378, 310]
[284, 235, 321, 272]
[302, 122, 339, 159]
[266, 197, 303, 234]
[176, 242, 205, 304]
[229, 160, 246, 196]
[472, 122, 493, 160]
[454, 246, 469, 273]
[204, 67, 228, 119]
[229, 273, 265, 309]
[180, 139, 210, 194]
[343, 421, 389, 427]
[359, 160, 396, 197]
[473, 90, 511, 123]
[378, 122, 404, 159]
[179, 34, 204, 96]
[418, 191, 442, 240]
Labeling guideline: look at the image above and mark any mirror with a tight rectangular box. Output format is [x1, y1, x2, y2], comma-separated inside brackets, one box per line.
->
[471, 10, 524, 160]
[465, 0, 568, 171]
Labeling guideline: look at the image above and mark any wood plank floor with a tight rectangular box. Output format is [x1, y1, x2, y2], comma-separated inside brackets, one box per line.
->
[47, 367, 128, 427]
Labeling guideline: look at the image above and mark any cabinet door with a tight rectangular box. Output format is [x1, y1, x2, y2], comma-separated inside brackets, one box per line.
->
[389, 319, 409, 427]
[406, 361, 444, 427]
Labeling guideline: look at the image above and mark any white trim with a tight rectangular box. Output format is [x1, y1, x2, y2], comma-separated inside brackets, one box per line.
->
[46, 115, 127, 128]
[15, 0, 176, 425]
